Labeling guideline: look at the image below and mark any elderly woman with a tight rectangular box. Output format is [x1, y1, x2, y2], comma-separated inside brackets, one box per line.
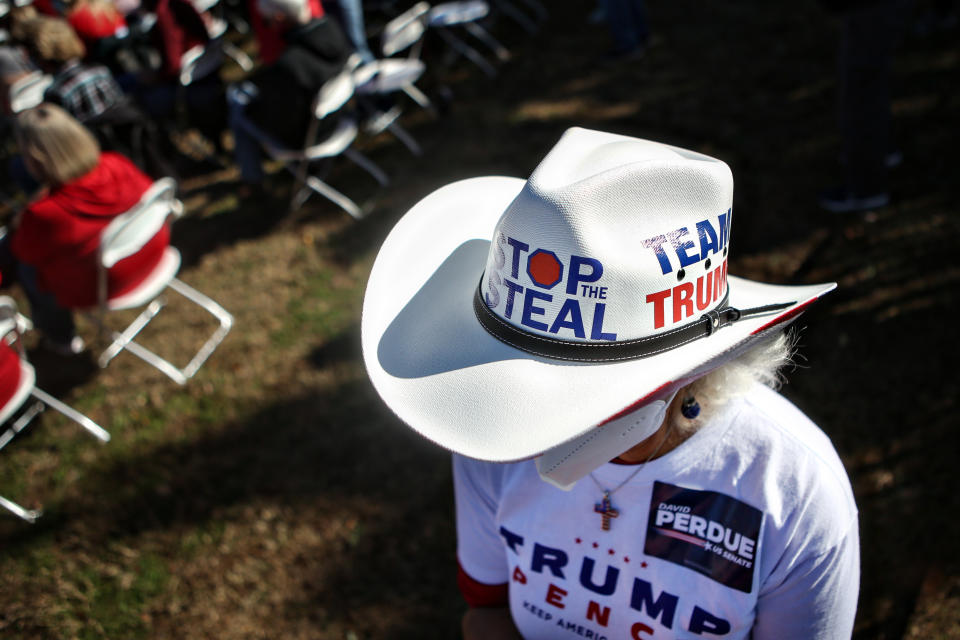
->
[361, 128, 859, 639]
[5, 103, 167, 353]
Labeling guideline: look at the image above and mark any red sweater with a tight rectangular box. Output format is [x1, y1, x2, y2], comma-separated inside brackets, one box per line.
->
[11, 153, 169, 308]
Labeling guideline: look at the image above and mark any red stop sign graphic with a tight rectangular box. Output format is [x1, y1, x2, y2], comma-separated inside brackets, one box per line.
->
[528, 250, 563, 288]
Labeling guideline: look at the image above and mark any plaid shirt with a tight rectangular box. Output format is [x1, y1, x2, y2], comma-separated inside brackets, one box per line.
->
[44, 61, 126, 123]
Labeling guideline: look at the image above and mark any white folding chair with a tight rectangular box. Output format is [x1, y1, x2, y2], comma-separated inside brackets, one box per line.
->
[8, 71, 54, 113]
[90, 178, 233, 385]
[0, 297, 110, 523]
[247, 67, 389, 219]
[427, 1, 509, 77]
[377, 2, 435, 113]
[179, 42, 224, 87]
[350, 53, 426, 156]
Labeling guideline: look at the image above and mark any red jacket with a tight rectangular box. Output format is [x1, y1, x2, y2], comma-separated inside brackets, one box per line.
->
[0, 273, 23, 409]
[68, 5, 128, 53]
[249, 0, 324, 64]
[0, 340, 22, 409]
[11, 152, 169, 308]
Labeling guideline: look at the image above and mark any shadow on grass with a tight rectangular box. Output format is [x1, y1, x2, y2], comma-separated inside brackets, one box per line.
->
[1, 365, 461, 637]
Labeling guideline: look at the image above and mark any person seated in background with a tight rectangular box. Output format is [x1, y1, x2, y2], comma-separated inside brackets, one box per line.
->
[133, 0, 227, 150]
[227, 0, 352, 184]
[65, 0, 128, 55]
[2, 103, 168, 354]
[248, 0, 324, 64]
[24, 15, 171, 176]
[24, 16, 128, 122]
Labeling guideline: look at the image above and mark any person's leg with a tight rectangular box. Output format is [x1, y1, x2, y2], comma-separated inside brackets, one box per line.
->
[331, 0, 375, 62]
[227, 83, 265, 183]
[16, 262, 78, 348]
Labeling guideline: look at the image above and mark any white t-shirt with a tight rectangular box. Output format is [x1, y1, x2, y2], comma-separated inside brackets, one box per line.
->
[454, 384, 859, 640]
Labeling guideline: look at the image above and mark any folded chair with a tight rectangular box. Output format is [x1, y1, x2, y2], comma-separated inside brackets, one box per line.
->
[426, 1, 509, 77]
[8, 71, 54, 113]
[88, 178, 233, 385]
[350, 52, 426, 156]
[377, 2, 434, 113]
[246, 66, 389, 219]
[1, 297, 110, 523]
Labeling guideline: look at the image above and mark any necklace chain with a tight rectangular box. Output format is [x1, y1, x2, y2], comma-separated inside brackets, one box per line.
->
[588, 418, 676, 498]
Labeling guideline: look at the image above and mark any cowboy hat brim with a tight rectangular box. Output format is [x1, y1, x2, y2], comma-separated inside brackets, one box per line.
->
[361, 176, 835, 462]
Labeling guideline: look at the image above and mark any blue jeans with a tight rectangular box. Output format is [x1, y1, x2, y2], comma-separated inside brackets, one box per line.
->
[329, 0, 375, 63]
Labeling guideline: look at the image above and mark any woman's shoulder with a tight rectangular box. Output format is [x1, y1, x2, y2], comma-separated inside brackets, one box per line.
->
[714, 386, 857, 542]
[732, 385, 850, 482]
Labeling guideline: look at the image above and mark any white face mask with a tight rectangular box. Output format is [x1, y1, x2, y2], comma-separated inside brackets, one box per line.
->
[535, 390, 678, 490]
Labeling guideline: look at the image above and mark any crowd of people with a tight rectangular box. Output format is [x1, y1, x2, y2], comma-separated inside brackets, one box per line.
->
[0, 0, 530, 355]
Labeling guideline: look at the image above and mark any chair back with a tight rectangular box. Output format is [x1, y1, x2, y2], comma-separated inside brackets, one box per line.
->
[100, 178, 182, 269]
[0, 296, 19, 346]
[9, 72, 53, 113]
[428, 1, 489, 26]
[381, 2, 430, 57]
[313, 66, 356, 120]
[179, 42, 224, 86]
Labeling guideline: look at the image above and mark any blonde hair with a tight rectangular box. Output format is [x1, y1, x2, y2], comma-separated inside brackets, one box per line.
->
[8, 6, 39, 43]
[16, 103, 100, 187]
[27, 17, 86, 64]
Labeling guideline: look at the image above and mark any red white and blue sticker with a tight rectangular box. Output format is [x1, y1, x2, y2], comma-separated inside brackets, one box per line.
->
[644, 481, 762, 593]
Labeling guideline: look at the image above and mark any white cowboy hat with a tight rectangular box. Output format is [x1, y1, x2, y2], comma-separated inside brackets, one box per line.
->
[361, 128, 834, 478]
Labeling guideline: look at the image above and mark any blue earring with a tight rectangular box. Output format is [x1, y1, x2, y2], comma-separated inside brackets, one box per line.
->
[681, 397, 701, 419]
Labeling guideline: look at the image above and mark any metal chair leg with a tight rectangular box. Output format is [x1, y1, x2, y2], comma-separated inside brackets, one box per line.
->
[0, 495, 40, 523]
[464, 21, 510, 61]
[164, 278, 234, 381]
[29, 387, 110, 442]
[435, 27, 497, 77]
[494, 0, 539, 33]
[343, 148, 390, 186]
[402, 83, 435, 114]
[385, 121, 422, 156]
[304, 175, 365, 219]
[94, 280, 232, 386]
[97, 298, 167, 369]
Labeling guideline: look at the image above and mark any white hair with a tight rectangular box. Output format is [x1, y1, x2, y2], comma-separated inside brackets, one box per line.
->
[256, 0, 308, 22]
[668, 330, 797, 436]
